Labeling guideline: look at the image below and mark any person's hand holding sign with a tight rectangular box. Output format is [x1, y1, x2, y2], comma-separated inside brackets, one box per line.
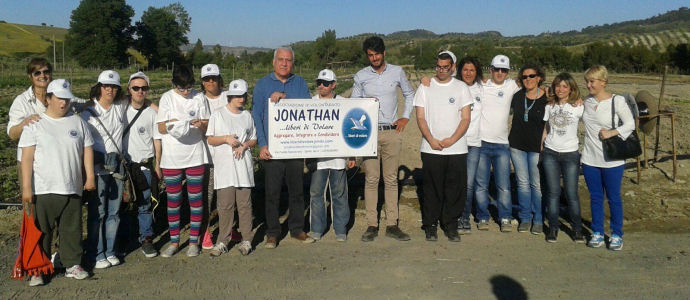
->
[270, 92, 286, 103]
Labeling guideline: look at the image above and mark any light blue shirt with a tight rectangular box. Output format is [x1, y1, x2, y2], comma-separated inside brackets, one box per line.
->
[351, 63, 415, 125]
[252, 73, 311, 147]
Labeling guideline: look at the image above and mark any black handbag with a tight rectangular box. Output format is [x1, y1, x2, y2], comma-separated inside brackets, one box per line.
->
[601, 95, 642, 160]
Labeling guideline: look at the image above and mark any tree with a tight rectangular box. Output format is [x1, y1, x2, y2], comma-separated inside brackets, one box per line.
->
[65, 0, 134, 67]
[135, 2, 191, 68]
[668, 43, 690, 74]
[313, 29, 336, 66]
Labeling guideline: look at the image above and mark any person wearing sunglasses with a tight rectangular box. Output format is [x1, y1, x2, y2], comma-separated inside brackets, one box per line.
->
[508, 64, 548, 235]
[121, 71, 162, 258]
[475, 55, 521, 233]
[156, 65, 211, 257]
[352, 36, 414, 242]
[309, 69, 356, 242]
[81, 70, 129, 270]
[414, 51, 472, 242]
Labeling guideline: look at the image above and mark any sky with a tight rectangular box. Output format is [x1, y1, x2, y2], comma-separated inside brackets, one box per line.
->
[0, 0, 687, 48]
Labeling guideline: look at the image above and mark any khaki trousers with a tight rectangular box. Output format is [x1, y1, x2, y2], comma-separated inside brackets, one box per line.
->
[216, 187, 254, 243]
[362, 129, 402, 227]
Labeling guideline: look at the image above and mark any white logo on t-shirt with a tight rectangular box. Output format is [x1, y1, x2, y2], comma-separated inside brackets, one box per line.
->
[449, 97, 455, 104]
[69, 129, 78, 138]
[189, 111, 196, 117]
[138, 126, 146, 135]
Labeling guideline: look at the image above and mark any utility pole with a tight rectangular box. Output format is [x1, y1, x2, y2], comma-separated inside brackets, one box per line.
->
[53, 35, 56, 70]
[62, 40, 65, 71]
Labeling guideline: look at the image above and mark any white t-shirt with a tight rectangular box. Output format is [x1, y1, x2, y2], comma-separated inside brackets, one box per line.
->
[206, 108, 256, 188]
[312, 94, 347, 169]
[81, 99, 126, 154]
[581, 94, 636, 168]
[18, 113, 94, 196]
[479, 78, 520, 144]
[543, 103, 584, 153]
[123, 104, 161, 164]
[466, 82, 483, 147]
[413, 78, 473, 155]
[196, 91, 228, 165]
[156, 89, 211, 169]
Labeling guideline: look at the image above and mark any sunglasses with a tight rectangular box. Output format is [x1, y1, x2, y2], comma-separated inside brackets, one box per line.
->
[101, 84, 119, 90]
[316, 80, 334, 87]
[492, 68, 509, 73]
[130, 86, 150, 92]
[32, 69, 51, 77]
[202, 76, 220, 82]
[521, 74, 538, 80]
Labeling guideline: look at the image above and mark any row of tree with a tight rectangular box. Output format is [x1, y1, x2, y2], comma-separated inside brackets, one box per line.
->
[66, 0, 190, 68]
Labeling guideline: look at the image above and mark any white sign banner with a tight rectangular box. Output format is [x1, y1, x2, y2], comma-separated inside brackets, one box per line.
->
[268, 98, 379, 159]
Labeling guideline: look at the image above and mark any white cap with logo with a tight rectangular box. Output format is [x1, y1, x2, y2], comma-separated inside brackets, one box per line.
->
[97, 70, 121, 86]
[128, 71, 150, 86]
[317, 69, 336, 82]
[227, 79, 248, 96]
[201, 64, 220, 78]
[491, 55, 510, 69]
[47, 79, 75, 99]
[438, 50, 457, 64]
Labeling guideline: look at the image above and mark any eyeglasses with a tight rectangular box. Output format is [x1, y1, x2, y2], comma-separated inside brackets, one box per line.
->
[101, 84, 119, 90]
[316, 80, 334, 87]
[176, 86, 192, 93]
[130, 86, 150, 92]
[32, 69, 51, 77]
[521, 74, 538, 80]
[492, 68, 509, 73]
[202, 76, 220, 82]
[435, 65, 452, 72]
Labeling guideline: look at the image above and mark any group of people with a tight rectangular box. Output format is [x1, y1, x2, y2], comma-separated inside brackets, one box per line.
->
[9, 36, 635, 287]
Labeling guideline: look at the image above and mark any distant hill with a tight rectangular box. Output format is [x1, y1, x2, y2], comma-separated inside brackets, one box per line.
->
[179, 44, 271, 56]
[0, 23, 67, 56]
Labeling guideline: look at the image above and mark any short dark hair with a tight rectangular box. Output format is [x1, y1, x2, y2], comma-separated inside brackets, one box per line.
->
[362, 36, 385, 54]
[172, 64, 195, 87]
[455, 56, 483, 85]
[26, 57, 52, 75]
[517, 63, 546, 88]
[437, 53, 454, 63]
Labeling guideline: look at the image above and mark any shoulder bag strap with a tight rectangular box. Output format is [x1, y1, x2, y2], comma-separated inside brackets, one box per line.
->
[87, 107, 125, 158]
[122, 102, 149, 136]
[610, 94, 617, 129]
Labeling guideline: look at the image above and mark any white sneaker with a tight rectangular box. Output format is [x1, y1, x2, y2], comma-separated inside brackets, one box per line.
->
[29, 275, 44, 286]
[209, 242, 227, 257]
[160, 245, 178, 258]
[106, 255, 120, 266]
[186, 244, 200, 257]
[237, 241, 252, 256]
[65, 265, 89, 280]
[94, 259, 111, 269]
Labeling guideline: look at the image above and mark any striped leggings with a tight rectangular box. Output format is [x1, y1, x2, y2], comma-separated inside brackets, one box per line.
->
[162, 165, 205, 245]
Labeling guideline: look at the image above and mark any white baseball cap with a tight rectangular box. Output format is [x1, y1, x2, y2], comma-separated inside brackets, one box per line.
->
[227, 79, 248, 96]
[201, 64, 220, 78]
[438, 50, 457, 64]
[491, 55, 510, 69]
[47, 79, 75, 99]
[97, 70, 121, 86]
[316, 69, 336, 82]
[128, 71, 150, 86]
[167, 120, 191, 139]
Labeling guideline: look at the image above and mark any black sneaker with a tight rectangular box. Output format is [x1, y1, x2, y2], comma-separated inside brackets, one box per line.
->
[385, 225, 411, 241]
[445, 230, 461, 242]
[546, 229, 558, 243]
[458, 218, 471, 234]
[361, 226, 378, 242]
[425, 226, 438, 241]
[141, 238, 158, 258]
[573, 231, 585, 243]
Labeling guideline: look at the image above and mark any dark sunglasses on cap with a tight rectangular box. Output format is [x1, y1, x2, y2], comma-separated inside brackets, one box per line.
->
[32, 69, 51, 77]
[521, 74, 538, 80]
[492, 67, 509, 73]
[316, 80, 334, 87]
[130, 86, 150, 92]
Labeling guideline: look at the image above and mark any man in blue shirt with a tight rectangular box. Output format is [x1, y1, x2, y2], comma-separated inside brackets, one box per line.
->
[351, 36, 414, 242]
[252, 47, 315, 248]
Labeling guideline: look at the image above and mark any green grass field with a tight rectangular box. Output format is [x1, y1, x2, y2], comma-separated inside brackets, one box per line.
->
[0, 23, 67, 57]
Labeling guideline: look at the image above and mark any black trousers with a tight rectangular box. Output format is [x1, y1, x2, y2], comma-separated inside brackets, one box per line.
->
[421, 152, 467, 230]
[263, 159, 304, 238]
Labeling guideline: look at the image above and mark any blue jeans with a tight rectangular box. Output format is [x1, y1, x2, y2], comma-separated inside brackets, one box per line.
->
[582, 164, 624, 237]
[87, 173, 123, 261]
[542, 148, 581, 232]
[310, 169, 349, 238]
[475, 142, 512, 220]
[137, 168, 154, 242]
[510, 148, 542, 224]
[462, 146, 481, 221]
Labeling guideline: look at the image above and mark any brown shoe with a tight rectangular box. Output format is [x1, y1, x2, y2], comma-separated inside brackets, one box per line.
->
[291, 232, 315, 244]
[264, 236, 278, 249]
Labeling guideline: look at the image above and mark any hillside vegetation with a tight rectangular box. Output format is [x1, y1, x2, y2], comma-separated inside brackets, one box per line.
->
[0, 23, 67, 57]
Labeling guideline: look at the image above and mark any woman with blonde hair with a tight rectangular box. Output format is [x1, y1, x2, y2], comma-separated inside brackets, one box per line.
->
[542, 73, 584, 243]
[581, 66, 634, 251]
